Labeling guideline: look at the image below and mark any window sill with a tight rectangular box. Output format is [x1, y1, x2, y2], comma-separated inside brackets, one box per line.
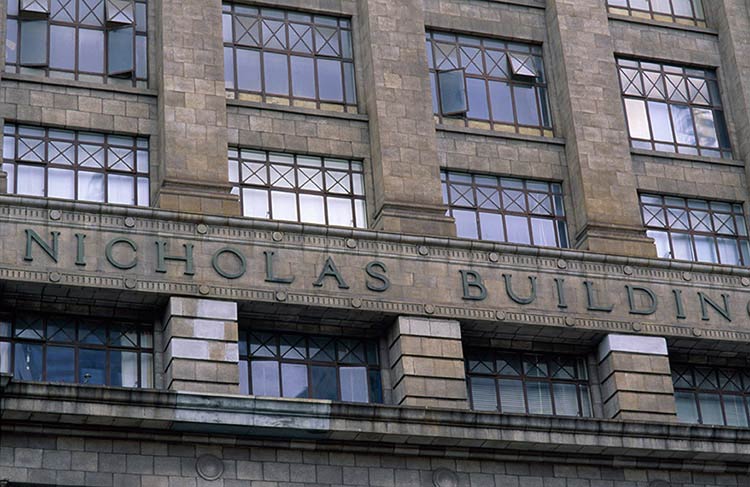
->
[437, 123, 566, 146]
[475, 0, 545, 9]
[227, 99, 369, 123]
[607, 13, 718, 36]
[2, 72, 158, 97]
[630, 148, 744, 168]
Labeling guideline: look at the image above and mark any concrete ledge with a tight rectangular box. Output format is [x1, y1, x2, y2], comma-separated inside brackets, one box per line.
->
[598, 335, 668, 361]
[3, 382, 750, 463]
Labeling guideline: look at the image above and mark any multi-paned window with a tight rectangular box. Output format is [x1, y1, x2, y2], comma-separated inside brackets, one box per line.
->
[426, 31, 552, 137]
[239, 330, 382, 403]
[222, 3, 357, 113]
[640, 194, 750, 265]
[442, 171, 568, 247]
[2, 123, 150, 206]
[617, 58, 731, 159]
[673, 364, 750, 427]
[466, 349, 592, 417]
[5, 0, 148, 87]
[607, 0, 706, 27]
[0, 313, 154, 388]
[229, 148, 366, 228]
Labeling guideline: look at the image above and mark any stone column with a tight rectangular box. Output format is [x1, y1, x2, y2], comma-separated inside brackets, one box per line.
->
[162, 297, 240, 394]
[387, 316, 468, 409]
[546, 0, 656, 258]
[711, 2, 750, 172]
[598, 334, 677, 422]
[154, 0, 239, 216]
[356, 0, 455, 237]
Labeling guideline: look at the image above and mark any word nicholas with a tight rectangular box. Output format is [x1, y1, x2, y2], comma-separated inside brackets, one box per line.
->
[22, 229, 743, 323]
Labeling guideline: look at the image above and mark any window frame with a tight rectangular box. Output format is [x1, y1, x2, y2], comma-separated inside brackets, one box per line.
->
[426, 30, 553, 137]
[639, 193, 750, 265]
[0, 312, 154, 389]
[238, 329, 382, 404]
[617, 58, 732, 159]
[441, 170, 569, 248]
[606, 0, 707, 27]
[672, 363, 750, 427]
[2, 123, 150, 206]
[229, 147, 367, 229]
[6, 0, 149, 87]
[222, 2, 357, 113]
[465, 348, 593, 418]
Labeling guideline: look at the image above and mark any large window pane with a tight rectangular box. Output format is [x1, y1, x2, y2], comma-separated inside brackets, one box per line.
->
[498, 379, 526, 413]
[79, 349, 106, 385]
[340, 367, 368, 403]
[237, 49, 261, 92]
[251, 361, 280, 397]
[50, 25, 75, 70]
[470, 376, 498, 411]
[108, 26, 134, 76]
[311, 365, 337, 400]
[281, 363, 308, 398]
[14, 343, 43, 381]
[20, 20, 47, 66]
[78, 29, 105, 73]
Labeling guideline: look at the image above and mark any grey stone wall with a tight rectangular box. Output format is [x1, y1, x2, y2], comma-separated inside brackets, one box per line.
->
[1, 431, 746, 487]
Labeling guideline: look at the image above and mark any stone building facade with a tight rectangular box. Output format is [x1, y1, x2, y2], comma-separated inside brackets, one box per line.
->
[1, 0, 750, 486]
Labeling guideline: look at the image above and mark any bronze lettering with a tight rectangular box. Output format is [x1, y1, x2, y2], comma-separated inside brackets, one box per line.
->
[313, 257, 349, 289]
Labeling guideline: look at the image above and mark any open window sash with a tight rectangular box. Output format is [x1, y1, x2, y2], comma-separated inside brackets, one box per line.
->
[108, 25, 135, 77]
[106, 0, 135, 25]
[19, 19, 48, 67]
[19, 0, 50, 18]
[437, 68, 469, 116]
[508, 53, 538, 80]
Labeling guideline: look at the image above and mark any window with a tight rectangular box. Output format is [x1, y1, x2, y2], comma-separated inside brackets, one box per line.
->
[222, 4, 357, 113]
[442, 171, 568, 247]
[466, 349, 592, 417]
[640, 194, 750, 265]
[673, 364, 750, 427]
[5, 0, 148, 87]
[617, 59, 731, 159]
[229, 148, 366, 228]
[426, 31, 552, 137]
[239, 330, 382, 403]
[607, 0, 706, 27]
[0, 313, 154, 388]
[2, 123, 150, 206]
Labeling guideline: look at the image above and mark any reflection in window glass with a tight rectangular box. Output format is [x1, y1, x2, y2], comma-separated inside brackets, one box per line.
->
[672, 363, 750, 426]
[426, 31, 552, 136]
[466, 349, 592, 417]
[442, 171, 568, 248]
[229, 148, 366, 228]
[239, 330, 381, 403]
[606, 0, 706, 27]
[2, 124, 149, 206]
[617, 58, 731, 159]
[223, 3, 356, 112]
[640, 193, 749, 265]
[0, 313, 154, 388]
[6, 0, 148, 87]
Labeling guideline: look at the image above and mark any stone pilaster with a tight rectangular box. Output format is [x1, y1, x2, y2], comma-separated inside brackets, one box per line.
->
[154, 0, 239, 216]
[356, 0, 455, 237]
[546, 0, 656, 258]
[387, 316, 468, 409]
[711, 2, 750, 173]
[598, 334, 677, 422]
[162, 297, 240, 394]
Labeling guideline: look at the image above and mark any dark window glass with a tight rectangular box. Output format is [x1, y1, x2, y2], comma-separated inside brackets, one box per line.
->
[672, 363, 750, 426]
[426, 31, 552, 137]
[617, 58, 731, 159]
[239, 330, 382, 404]
[466, 349, 592, 417]
[6, 0, 148, 87]
[442, 170, 569, 247]
[229, 148, 366, 228]
[223, 3, 357, 113]
[607, 0, 706, 27]
[0, 313, 154, 388]
[2, 123, 150, 206]
[640, 193, 750, 265]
